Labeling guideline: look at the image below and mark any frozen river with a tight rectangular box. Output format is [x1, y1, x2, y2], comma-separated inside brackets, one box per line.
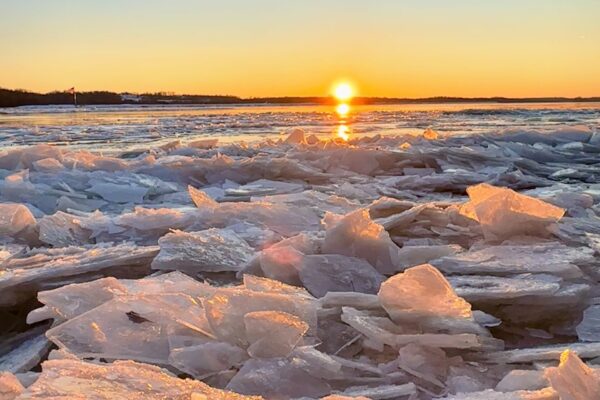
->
[1, 102, 599, 151]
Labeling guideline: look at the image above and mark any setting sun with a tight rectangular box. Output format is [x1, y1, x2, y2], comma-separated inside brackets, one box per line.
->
[333, 83, 354, 101]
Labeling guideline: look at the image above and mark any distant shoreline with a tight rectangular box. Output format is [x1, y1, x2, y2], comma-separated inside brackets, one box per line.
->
[1, 88, 599, 108]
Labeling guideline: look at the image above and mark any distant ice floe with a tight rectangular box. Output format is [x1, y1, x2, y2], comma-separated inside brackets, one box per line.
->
[1, 124, 600, 399]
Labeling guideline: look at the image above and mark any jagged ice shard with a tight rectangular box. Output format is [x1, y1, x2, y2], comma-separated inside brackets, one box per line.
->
[378, 264, 472, 321]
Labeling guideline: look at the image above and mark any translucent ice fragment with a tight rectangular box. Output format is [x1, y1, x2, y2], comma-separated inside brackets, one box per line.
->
[545, 350, 600, 400]
[465, 183, 565, 241]
[152, 229, 254, 273]
[244, 311, 308, 358]
[322, 209, 400, 275]
[378, 264, 472, 322]
[299, 254, 384, 297]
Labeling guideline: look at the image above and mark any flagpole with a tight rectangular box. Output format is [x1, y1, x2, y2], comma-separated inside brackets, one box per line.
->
[74, 91, 77, 107]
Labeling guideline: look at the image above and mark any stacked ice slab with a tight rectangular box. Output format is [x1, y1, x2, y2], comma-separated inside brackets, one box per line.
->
[1, 126, 600, 399]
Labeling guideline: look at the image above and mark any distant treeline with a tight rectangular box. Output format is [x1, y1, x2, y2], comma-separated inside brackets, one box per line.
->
[355, 96, 600, 104]
[1, 88, 599, 108]
[0, 88, 242, 107]
[0, 89, 122, 107]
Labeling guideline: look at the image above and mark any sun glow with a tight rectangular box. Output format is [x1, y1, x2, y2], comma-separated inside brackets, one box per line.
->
[333, 83, 354, 101]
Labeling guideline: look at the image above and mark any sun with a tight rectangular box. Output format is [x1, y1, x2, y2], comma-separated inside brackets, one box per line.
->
[333, 83, 354, 101]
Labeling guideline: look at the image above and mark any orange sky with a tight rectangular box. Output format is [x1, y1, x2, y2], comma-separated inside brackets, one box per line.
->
[1, 1, 599, 97]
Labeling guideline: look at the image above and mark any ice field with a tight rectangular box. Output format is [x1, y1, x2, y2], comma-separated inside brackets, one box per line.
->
[1, 102, 600, 399]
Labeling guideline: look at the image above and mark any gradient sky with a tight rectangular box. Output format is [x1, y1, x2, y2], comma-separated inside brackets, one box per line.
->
[1, 0, 599, 97]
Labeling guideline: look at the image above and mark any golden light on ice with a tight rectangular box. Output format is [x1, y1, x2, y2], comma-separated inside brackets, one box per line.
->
[333, 83, 353, 101]
[336, 103, 350, 116]
[337, 125, 350, 141]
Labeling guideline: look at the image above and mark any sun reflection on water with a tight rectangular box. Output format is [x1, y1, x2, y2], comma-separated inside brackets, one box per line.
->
[337, 125, 350, 141]
[332, 81, 355, 142]
[336, 103, 350, 117]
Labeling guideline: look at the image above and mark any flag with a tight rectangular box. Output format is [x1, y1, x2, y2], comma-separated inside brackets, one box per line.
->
[67, 87, 75, 94]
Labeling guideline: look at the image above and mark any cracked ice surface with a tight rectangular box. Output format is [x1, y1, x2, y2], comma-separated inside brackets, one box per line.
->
[1, 124, 600, 399]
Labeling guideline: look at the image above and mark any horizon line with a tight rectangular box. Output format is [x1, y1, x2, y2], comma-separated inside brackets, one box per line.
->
[2, 87, 600, 102]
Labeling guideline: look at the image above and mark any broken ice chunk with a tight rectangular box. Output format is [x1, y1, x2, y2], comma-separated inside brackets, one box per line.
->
[152, 228, 254, 273]
[320, 291, 381, 310]
[368, 196, 416, 219]
[545, 350, 600, 400]
[226, 358, 331, 399]
[243, 275, 312, 298]
[19, 358, 261, 399]
[448, 275, 560, 303]
[0, 243, 158, 307]
[28, 277, 127, 324]
[495, 370, 549, 392]
[238, 233, 320, 275]
[226, 221, 280, 249]
[28, 271, 214, 325]
[38, 211, 91, 247]
[187, 186, 322, 236]
[443, 388, 559, 399]
[188, 138, 219, 149]
[480, 342, 600, 364]
[322, 209, 400, 275]
[14, 371, 38, 389]
[284, 128, 307, 145]
[473, 310, 502, 327]
[55, 193, 98, 213]
[1, 171, 37, 206]
[291, 346, 343, 379]
[299, 254, 385, 297]
[576, 305, 600, 342]
[395, 244, 463, 272]
[203, 287, 317, 347]
[113, 207, 197, 241]
[374, 203, 428, 232]
[260, 190, 359, 216]
[270, 232, 322, 255]
[169, 341, 248, 378]
[32, 157, 65, 172]
[1, 144, 63, 170]
[244, 311, 308, 358]
[0, 203, 37, 243]
[378, 264, 472, 322]
[88, 182, 149, 203]
[258, 245, 304, 285]
[228, 179, 303, 198]
[423, 128, 439, 140]
[188, 185, 219, 208]
[0, 372, 24, 400]
[397, 343, 448, 387]
[46, 293, 206, 364]
[332, 383, 417, 399]
[0, 326, 51, 373]
[465, 183, 565, 241]
[124, 271, 216, 298]
[62, 149, 127, 171]
[340, 307, 495, 350]
[432, 243, 589, 279]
